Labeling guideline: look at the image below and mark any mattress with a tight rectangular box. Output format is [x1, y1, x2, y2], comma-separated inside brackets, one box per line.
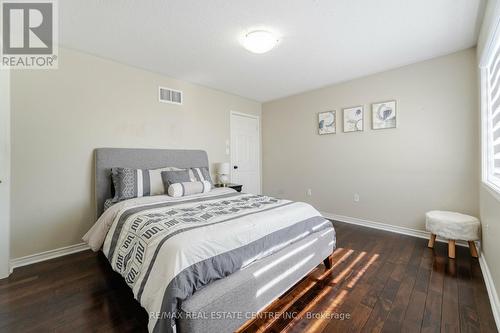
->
[178, 227, 335, 333]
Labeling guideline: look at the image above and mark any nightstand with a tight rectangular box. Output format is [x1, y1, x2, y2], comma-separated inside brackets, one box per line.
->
[214, 183, 243, 192]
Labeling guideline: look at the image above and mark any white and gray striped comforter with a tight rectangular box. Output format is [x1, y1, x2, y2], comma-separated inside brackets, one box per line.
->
[83, 188, 335, 333]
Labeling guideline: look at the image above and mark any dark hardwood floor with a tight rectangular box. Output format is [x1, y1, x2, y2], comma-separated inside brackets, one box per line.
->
[0, 221, 497, 332]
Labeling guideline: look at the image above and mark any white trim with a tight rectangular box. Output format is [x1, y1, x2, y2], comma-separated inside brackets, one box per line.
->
[229, 110, 262, 194]
[482, 181, 500, 203]
[230, 110, 260, 120]
[482, 66, 490, 185]
[0, 69, 10, 279]
[321, 212, 474, 248]
[9, 242, 90, 272]
[480, 9, 500, 198]
[479, 0, 500, 67]
[479, 254, 500, 331]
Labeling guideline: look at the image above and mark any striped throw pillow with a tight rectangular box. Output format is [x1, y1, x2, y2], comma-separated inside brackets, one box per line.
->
[111, 166, 181, 202]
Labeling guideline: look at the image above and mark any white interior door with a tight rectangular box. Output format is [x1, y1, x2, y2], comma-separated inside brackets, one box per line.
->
[230, 112, 261, 194]
[0, 69, 11, 278]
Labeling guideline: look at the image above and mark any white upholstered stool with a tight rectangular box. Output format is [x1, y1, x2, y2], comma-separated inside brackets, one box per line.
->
[425, 211, 480, 259]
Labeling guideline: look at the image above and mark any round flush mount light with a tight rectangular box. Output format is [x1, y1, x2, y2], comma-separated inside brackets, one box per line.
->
[242, 30, 279, 54]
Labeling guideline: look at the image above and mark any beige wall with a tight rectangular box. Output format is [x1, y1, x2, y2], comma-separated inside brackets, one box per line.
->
[263, 48, 479, 231]
[478, 0, 500, 322]
[10, 47, 261, 258]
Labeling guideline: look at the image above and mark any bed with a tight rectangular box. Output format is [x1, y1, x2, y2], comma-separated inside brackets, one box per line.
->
[83, 148, 336, 333]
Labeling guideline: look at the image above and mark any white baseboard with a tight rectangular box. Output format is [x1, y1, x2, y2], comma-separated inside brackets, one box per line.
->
[9, 242, 90, 272]
[320, 212, 471, 247]
[322, 211, 498, 331]
[479, 255, 500, 330]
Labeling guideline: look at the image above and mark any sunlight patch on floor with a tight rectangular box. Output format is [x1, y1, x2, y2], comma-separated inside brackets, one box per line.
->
[332, 252, 366, 284]
[318, 248, 354, 280]
[304, 289, 349, 333]
[280, 248, 379, 333]
[347, 253, 379, 288]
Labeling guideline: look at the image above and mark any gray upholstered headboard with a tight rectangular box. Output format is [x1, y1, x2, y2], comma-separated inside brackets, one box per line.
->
[94, 148, 209, 218]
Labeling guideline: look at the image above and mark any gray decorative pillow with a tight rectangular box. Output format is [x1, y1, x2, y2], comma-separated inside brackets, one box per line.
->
[111, 168, 137, 202]
[161, 170, 191, 190]
[189, 167, 213, 185]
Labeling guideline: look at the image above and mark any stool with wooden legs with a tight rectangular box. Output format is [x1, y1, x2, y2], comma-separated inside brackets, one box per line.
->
[425, 211, 481, 259]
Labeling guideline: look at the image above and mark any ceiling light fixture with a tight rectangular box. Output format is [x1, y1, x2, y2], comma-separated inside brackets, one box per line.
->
[242, 30, 279, 54]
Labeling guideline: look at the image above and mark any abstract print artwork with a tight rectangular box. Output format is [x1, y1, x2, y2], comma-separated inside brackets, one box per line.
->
[318, 111, 336, 135]
[343, 106, 364, 132]
[372, 100, 397, 129]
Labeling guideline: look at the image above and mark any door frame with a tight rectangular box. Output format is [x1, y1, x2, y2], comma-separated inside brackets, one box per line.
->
[230, 111, 262, 194]
[0, 69, 11, 278]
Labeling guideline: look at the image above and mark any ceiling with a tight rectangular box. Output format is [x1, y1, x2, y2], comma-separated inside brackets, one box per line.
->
[60, 0, 485, 102]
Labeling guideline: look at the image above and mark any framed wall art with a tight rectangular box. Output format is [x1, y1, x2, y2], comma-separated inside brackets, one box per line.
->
[343, 106, 364, 132]
[318, 111, 336, 135]
[372, 100, 397, 130]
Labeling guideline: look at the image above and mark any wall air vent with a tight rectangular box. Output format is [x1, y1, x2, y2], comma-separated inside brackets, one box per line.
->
[159, 86, 183, 105]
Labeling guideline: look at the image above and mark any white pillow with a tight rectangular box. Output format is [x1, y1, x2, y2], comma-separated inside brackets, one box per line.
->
[167, 181, 211, 197]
